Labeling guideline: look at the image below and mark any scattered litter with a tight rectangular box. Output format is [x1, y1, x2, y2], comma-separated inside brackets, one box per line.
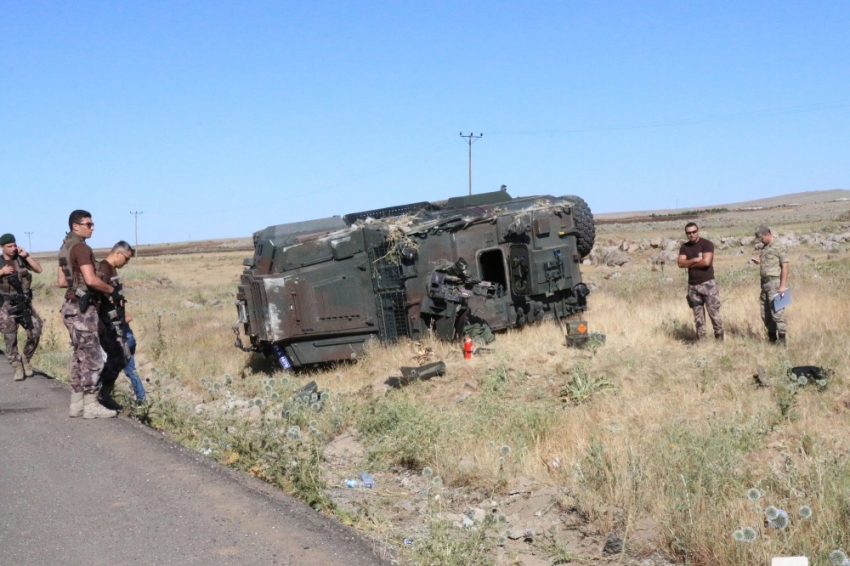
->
[359, 472, 375, 488]
[385, 361, 446, 388]
[790, 366, 833, 382]
[295, 381, 318, 405]
[463, 334, 473, 359]
[403, 538, 414, 545]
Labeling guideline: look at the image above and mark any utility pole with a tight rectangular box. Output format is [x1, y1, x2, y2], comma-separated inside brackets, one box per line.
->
[130, 211, 143, 249]
[24, 231, 34, 251]
[459, 132, 483, 196]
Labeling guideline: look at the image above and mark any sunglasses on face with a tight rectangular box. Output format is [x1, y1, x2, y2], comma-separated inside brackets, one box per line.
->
[685, 230, 698, 235]
[76, 222, 95, 228]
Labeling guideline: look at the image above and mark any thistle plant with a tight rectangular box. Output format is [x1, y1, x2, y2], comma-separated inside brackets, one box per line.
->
[286, 426, 301, 441]
[747, 488, 761, 501]
[767, 508, 789, 530]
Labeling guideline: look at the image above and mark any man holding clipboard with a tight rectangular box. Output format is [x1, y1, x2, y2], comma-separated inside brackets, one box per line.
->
[751, 226, 790, 345]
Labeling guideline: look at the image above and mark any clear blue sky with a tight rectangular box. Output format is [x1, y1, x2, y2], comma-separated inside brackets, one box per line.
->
[2, 1, 848, 250]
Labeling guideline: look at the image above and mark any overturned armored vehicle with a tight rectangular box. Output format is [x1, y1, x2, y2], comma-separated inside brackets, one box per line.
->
[235, 190, 595, 368]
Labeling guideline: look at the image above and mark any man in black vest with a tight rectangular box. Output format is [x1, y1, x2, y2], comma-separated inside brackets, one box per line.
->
[57, 210, 118, 418]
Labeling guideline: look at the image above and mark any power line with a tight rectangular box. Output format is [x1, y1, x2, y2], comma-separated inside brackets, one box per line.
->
[459, 132, 483, 195]
[130, 211, 143, 249]
[24, 231, 34, 251]
[488, 100, 850, 136]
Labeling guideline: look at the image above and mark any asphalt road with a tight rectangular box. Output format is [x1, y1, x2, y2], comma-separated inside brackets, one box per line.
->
[0, 356, 388, 566]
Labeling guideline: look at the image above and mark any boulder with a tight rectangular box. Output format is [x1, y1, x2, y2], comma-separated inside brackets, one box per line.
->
[603, 250, 631, 267]
[650, 251, 678, 265]
[649, 237, 663, 248]
[741, 236, 756, 246]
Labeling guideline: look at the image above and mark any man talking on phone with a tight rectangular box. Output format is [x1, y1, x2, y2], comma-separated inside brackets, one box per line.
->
[0, 233, 43, 380]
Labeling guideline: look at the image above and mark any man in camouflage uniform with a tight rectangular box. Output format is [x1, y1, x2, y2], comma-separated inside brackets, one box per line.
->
[752, 225, 789, 345]
[677, 222, 724, 341]
[57, 210, 118, 418]
[0, 233, 44, 380]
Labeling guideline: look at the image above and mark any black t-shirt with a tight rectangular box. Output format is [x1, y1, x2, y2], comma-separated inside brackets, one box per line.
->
[679, 238, 715, 285]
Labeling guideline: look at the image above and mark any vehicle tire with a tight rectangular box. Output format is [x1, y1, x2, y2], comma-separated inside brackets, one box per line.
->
[561, 195, 595, 258]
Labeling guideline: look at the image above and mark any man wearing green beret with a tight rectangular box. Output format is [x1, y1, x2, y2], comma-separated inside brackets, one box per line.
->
[0, 233, 44, 381]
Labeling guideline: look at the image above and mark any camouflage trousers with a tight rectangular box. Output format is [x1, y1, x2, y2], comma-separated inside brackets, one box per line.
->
[686, 279, 724, 340]
[0, 300, 43, 364]
[99, 322, 128, 388]
[61, 299, 103, 394]
[759, 277, 787, 335]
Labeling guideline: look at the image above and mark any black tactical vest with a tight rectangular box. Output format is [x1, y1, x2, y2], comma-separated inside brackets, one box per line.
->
[58, 232, 93, 293]
[0, 256, 32, 295]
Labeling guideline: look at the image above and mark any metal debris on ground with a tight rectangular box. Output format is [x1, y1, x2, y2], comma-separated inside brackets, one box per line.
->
[385, 361, 446, 388]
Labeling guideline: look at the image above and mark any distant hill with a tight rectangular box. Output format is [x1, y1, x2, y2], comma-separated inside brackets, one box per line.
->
[594, 188, 850, 220]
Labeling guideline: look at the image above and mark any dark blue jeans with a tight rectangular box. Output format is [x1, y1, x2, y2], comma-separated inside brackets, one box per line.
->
[123, 325, 146, 401]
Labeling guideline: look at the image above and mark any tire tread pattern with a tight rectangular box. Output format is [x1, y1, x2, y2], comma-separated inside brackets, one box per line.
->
[562, 195, 596, 258]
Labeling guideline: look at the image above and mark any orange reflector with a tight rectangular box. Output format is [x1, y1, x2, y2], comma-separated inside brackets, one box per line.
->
[577, 324, 587, 334]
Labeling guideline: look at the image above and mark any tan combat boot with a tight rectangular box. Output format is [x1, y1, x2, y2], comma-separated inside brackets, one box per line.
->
[83, 394, 117, 419]
[69, 392, 84, 417]
[12, 361, 25, 381]
[22, 357, 34, 377]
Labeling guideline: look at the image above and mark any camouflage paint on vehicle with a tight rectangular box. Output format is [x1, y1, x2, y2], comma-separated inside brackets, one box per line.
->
[235, 190, 595, 367]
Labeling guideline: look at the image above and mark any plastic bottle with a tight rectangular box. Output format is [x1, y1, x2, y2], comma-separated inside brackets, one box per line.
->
[359, 472, 375, 488]
[463, 335, 473, 360]
[271, 343, 292, 371]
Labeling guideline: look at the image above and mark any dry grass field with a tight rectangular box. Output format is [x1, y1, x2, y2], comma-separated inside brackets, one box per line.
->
[24, 197, 850, 566]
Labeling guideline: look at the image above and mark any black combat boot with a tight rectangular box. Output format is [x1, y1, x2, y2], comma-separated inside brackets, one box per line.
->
[715, 333, 724, 341]
[768, 331, 778, 343]
[777, 333, 787, 346]
[98, 382, 123, 411]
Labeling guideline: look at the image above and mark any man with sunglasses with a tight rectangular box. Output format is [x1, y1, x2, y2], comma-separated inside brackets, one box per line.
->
[96, 240, 146, 408]
[677, 222, 724, 341]
[57, 210, 118, 419]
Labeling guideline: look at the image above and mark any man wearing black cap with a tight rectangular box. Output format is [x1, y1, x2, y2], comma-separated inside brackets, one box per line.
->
[0, 233, 44, 380]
